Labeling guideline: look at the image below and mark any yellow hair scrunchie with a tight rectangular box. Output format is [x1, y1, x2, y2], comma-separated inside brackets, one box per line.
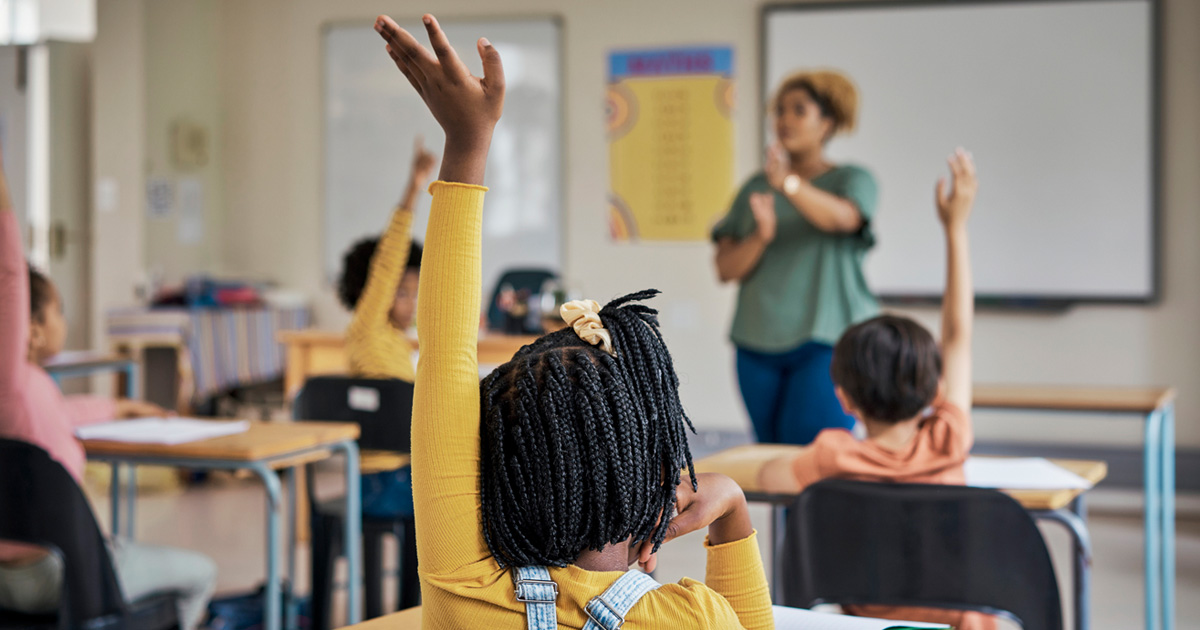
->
[559, 299, 614, 356]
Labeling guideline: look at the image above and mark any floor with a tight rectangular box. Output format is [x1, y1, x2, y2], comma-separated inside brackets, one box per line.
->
[83, 466, 1200, 630]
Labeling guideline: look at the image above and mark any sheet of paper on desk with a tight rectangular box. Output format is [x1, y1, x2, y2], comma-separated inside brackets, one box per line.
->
[965, 457, 1091, 490]
[771, 606, 949, 629]
[76, 418, 250, 445]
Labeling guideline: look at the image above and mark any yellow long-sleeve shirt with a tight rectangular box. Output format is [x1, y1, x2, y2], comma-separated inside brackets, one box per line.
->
[412, 181, 774, 630]
[346, 206, 416, 381]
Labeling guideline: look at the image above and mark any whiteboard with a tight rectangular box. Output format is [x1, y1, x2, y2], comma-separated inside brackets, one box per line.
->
[764, 0, 1157, 302]
[323, 18, 562, 299]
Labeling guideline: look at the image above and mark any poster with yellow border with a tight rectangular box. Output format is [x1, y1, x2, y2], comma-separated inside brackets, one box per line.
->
[607, 47, 735, 242]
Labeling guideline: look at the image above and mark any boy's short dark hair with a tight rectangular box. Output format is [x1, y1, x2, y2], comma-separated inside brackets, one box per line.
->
[337, 238, 423, 310]
[831, 314, 942, 423]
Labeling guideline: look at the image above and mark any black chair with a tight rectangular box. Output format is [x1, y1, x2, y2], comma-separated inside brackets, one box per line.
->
[292, 377, 418, 630]
[781, 479, 1063, 630]
[0, 439, 180, 630]
[485, 268, 558, 333]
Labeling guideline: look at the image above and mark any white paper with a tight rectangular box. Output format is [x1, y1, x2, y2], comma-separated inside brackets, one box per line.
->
[176, 177, 204, 243]
[146, 177, 174, 218]
[77, 418, 250, 445]
[347, 386, 380, 412]
[772, 606, 949, 630]
[96, 177, 119, 214]
[965, 457, 1092, 490]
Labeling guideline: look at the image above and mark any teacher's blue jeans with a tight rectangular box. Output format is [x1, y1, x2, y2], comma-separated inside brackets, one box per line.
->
[736, 341, 856, 445]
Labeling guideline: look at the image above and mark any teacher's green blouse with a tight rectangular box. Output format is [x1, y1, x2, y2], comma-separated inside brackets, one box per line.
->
[711, 166, 881, 353]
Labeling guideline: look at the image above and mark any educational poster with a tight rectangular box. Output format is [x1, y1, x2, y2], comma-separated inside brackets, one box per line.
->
[607, 47, 735, 242]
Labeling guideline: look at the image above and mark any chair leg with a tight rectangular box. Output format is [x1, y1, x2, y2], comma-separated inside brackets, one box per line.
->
[399, 521, 420, 610]
[310, 516, 340, 630]
[363, 530, 385, 619]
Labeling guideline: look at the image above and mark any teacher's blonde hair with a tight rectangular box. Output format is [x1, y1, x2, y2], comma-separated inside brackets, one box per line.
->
[772, 69, 859, 135]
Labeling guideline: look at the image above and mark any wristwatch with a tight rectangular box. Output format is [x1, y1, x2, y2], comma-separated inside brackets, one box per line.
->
[783, 173, 802, 195]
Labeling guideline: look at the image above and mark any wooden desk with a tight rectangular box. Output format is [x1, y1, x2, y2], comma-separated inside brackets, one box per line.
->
[278, 329, 540, 396]
[83, 420, 365, 630]
[972, 384, 1176, 630]
[338, 605, 421, 630]
[693, 445, 1106, 511]
[44, 350, 139, 398]
[82, 421, 358, 462]
[360, 450, 411, 474]
[974, 384, 1176, 414]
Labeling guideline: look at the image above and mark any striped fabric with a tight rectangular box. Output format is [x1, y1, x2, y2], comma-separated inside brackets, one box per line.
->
[107, 306, 310, 404]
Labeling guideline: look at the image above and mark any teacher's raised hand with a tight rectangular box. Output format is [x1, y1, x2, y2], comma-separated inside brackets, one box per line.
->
[764, 143, 791, 191]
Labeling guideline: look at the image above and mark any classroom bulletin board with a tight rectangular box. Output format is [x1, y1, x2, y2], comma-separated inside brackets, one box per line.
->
[607, 47, 735, 242]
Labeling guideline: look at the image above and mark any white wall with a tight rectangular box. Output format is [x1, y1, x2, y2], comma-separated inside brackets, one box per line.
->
[47, 41, 92, 350]
[143, 0, 225, 285]
[96, 0, 1200, 449]
[90, 0, 144, 350]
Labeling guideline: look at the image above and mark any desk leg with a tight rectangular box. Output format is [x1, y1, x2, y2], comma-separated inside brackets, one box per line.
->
[286, 469, 299, 630]
[125, 464, 137, 541]
[249, 463, 284, 630]
[332, 441, 362, 625]
[110, 463, 122, 538]
[125, 362, 140, 399]
[1036, 505, 1092, 630]
[1144, 409, 1164, 630]
[1161, 404, 1176, 630]
[771, 504, 786, 603]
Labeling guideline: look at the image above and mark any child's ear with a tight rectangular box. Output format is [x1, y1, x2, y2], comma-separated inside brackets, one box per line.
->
[833, 386, 858, 417]
[27, 322, 43, 356]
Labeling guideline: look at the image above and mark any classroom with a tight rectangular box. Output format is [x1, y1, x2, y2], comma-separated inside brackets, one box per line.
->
[0, 0, 1197, 629]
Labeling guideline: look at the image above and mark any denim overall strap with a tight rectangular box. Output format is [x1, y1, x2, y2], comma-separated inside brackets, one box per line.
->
[582, 570, 662, 630]
[513, 565, 559, 630]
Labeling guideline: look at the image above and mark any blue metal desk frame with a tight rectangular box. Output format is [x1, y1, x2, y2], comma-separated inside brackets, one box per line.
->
[87, 441, 362, 630]
[974, 397, 1176, 630]
[49, 354, 142, 536]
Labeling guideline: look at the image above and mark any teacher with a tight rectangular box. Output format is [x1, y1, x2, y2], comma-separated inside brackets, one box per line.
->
[712, 69, 880, 445]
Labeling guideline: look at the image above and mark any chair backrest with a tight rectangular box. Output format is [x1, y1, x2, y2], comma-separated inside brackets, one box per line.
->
[0, 439, 128, 630]
[292, 376, 414, 453]
[781, 479, 1063, 630]
[485, 268, 558, 332]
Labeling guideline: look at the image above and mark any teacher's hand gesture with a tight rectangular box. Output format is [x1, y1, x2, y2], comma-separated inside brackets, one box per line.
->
[764, 143, 792, 191]
[749, 192, 777, 243]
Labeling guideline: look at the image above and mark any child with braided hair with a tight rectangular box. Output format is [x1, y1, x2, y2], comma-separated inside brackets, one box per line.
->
[373, 13, 772, 629]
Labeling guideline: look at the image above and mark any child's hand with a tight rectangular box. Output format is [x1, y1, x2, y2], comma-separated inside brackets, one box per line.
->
[375, 15, 504, 155]
[936, 148, 978, 229]
[749, 192, 777, 243]
[635, 472, 752, 570]
[410, 136, 438, 185]
[115, 399, 174, 419]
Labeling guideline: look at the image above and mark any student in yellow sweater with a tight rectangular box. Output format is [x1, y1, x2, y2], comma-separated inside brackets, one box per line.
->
[337, 141, 435, 521]
[374, 14, 773, 630]
[338, 139, 437, 382]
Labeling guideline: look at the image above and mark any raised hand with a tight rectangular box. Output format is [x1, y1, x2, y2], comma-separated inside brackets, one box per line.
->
[375, 14, 504, 186]
[410, 136, 438, 185]
[764, 143, 791, 191]
[936, 148, 978, 229]
[749, 192, 777, 243]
